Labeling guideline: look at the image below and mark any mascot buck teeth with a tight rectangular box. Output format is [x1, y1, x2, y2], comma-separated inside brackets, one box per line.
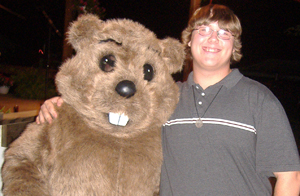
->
[1, 14, 184, 196]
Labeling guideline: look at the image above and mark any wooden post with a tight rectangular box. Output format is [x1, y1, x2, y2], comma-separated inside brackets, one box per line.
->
[182, 0, 202, 81]
[189, 0, 202, 18]
[62, 0, 75, 62]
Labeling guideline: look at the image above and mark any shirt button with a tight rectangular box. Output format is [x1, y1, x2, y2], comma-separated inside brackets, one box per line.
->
[201, 92, 205, 96]
[195, 86, 199, 89]
[198, 101, 202, 105]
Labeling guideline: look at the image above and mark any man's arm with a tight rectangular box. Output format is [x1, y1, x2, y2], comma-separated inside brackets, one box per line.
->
[36, 96, 63, 124]
[274, 171, 300, 196]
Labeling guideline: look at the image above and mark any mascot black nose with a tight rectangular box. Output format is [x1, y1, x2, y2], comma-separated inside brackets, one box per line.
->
[115, 80, 136, 98]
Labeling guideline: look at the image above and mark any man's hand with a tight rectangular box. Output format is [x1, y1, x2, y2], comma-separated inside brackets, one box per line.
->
[36, 97, 63, 124]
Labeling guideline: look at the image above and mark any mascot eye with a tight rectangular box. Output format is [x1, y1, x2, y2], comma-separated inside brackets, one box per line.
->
[143, 63, 154, 81]
[100, 55, 116, 72]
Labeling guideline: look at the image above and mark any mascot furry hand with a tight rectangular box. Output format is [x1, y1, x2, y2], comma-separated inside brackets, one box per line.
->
[2, 14, 184, 196]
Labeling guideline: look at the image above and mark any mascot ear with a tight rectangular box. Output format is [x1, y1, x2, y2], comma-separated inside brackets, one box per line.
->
[159, 37, 185, 74]
[67, 14, 103, 51]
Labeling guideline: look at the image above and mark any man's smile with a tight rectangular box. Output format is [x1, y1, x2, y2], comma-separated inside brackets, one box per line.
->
[203, 46, 221, 53]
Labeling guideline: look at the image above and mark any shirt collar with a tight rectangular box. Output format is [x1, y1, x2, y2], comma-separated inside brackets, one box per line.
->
[187, 68, 243, 90]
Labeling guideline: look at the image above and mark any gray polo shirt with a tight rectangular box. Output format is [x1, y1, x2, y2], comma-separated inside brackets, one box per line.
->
[160, 69, 300, 196]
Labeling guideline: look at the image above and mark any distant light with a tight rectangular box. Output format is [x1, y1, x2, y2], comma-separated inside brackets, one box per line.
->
[39, 49, 44, 55]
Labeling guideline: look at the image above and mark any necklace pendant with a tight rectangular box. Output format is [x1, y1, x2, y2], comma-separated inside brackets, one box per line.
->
[195, 118, 203, 128]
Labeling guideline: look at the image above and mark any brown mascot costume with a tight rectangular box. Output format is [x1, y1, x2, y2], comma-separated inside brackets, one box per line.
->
[1, 14, 184, 196]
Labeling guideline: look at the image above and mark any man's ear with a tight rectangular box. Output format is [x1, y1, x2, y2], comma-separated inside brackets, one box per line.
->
[67, 14, 104, 51]
[159, 37, 185, 74]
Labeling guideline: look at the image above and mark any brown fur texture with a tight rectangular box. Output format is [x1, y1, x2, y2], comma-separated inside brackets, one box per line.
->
[1, 14, 184, 196]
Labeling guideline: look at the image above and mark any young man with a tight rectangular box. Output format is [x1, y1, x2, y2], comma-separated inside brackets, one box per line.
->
[160, 4, 300, 195]
[37, 4, 300, 195]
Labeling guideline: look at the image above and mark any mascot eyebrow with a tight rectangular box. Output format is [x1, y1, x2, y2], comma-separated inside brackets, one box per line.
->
[148, 46, 161, 55]
[99, 39, 160, 55]
[99, 38, 122, 46]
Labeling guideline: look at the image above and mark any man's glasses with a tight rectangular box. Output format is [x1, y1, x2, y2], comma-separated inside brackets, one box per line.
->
[194, 26, 234, 40]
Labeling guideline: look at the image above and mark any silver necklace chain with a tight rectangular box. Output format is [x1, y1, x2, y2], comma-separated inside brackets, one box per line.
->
[192, 85, 223, 128]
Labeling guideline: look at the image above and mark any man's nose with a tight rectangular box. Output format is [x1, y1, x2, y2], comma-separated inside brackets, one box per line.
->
[208, 30, 219, 42]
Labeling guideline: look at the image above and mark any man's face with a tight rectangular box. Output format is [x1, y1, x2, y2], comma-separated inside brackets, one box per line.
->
[189, 21, 234, 72]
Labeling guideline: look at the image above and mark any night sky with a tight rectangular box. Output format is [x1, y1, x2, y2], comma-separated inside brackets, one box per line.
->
[0, 0, 300, 70]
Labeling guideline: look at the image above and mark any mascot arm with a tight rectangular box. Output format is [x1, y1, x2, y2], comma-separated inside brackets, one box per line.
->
[2, 123, 50, 196]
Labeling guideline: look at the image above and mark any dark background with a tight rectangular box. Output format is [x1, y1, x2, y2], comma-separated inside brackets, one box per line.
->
[1, 0, 299, 67]
[0, 0, 300, 146]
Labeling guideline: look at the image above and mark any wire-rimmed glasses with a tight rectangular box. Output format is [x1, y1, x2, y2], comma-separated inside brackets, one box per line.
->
[194, 26, 234, 40]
